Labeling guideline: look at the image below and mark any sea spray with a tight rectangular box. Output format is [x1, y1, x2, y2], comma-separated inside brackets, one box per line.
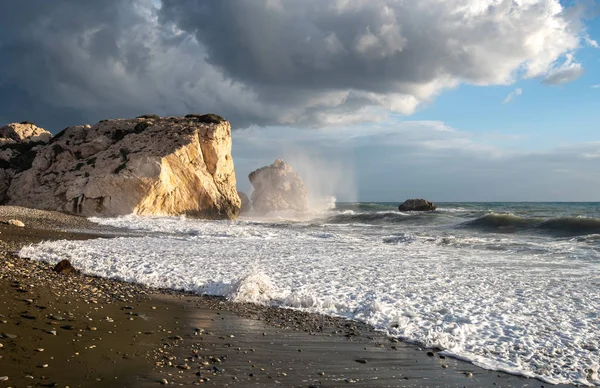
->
[227, 271, 280, 305]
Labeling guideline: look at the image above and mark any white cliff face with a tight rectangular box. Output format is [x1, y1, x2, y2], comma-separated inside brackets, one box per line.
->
[7, 115, 241, 219]
[249, 159, 308, 214]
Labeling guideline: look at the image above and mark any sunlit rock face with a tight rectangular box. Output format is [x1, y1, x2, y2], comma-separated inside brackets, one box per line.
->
[249, 159, 308, 214]
[0, 122, 52, 202]
[7, 114, 241, 219]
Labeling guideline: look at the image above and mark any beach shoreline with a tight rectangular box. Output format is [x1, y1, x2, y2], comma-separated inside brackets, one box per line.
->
[0, 206, 576, 387]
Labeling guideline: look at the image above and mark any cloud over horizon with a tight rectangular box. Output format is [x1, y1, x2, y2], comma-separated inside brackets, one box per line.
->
[0, 0, 594, 131]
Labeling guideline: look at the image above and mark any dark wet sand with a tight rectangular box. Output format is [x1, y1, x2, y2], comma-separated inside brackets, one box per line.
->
[0, 207, 576, 387]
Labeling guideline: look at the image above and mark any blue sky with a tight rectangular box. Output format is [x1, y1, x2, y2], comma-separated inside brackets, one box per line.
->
[1, 0, 599, 202]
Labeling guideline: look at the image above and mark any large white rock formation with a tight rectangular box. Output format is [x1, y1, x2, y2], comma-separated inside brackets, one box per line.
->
[249, 159, 307, 214]
[7, 114, 241, 219]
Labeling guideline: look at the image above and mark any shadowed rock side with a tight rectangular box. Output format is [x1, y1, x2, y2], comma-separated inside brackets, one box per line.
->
[249, 159, 308, 214]
[0, 122, 53, 202]
[238, 191, 252, 213]
[7, 116, 241, 219]
[398, 198, 437, 211]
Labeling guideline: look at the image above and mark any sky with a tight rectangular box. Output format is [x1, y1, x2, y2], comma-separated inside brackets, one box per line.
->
[0, 0, 599, 202]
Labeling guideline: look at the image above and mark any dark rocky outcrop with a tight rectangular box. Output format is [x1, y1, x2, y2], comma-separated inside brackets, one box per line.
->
[238, 191, 252, 213]
[249, 159, 308, 214]
[398, 199, 436, 212]
[53, 259, 77, 274]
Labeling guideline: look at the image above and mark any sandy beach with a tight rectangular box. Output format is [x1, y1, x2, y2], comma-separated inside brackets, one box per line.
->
[0, 206, 576, 387]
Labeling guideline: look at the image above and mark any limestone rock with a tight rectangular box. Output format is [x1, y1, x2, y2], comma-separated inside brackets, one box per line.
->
[249, 159, 307, 214]
[0, 122, 52, 144]
[238, 191, 252, 213]
[0, 122, 52, 202]
[6, 219, 25, 228]
[398, 199, 436, 212]
[7, 115, 241, 219]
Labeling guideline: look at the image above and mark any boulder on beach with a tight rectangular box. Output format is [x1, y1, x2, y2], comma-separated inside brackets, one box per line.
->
[249, 159, 308, 214]
[238, 191, 252, 213]
[53, 259, 77, 274]
[0, 122, 52, 202]
[398, 198, 437, 212]
[6, 115, 241, 219]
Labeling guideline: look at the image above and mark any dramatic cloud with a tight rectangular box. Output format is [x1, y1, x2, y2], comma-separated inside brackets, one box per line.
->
[233, 122, 600, 201]
[502, 88, 523, 104]
[0, 0, 594, 130]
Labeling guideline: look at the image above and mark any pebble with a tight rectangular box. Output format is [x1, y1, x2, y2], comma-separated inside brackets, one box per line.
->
[50, 314, 65, 321]
[35, 348, 44, 352]
[0, 343, 3, 348]
[38, 364, 49, 368]
[1, 333, 17, 339]
[0, 376, 7, 381]
[355, 359, 367, 364]
[464, 371, 473, 377]
[160, 378, 168, 385]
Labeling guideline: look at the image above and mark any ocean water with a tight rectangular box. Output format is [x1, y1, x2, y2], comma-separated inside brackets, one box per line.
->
[19, 202, 600, 386]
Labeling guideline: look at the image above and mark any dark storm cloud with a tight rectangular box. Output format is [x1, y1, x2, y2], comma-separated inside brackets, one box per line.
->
[0, 0, 592, 131]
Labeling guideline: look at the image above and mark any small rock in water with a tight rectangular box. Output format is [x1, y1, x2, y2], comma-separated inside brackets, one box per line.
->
[464, 371, 473, 378]
[49, 314, 65, 321]
[0, 376, 8, 381]
[355, 359, 367, 364]
[160, 378, 169, 385]
[426, 351, 435, 357]
[1, 333, 17, 339]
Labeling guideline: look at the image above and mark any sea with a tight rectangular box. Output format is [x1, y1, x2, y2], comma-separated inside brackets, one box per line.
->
[19, 202, 600, 386]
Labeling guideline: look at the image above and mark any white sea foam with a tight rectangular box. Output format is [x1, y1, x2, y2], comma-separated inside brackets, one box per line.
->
[20, 215, 600, 386]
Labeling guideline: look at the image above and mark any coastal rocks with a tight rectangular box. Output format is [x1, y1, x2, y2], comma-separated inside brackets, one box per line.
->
[0, 122, 52, 202]
[7, 115, 241, 219]
[248, 159, 308, 214]
[238, 191, 252, 213]
[53, 259, 77, 274]
[398, 199, 436, 212]
[0, 122, 52, 144]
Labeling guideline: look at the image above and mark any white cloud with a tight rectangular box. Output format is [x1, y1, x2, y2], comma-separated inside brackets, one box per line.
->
[592, 84, 600, 89]
[502, 88, 523, 104]
[542, 54, 585, 85]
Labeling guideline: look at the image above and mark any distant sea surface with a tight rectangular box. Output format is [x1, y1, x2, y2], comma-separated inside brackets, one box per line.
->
[21, 202, 600, 386]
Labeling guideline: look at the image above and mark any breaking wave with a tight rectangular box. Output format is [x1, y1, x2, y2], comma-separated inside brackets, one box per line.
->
[461, 213, 600, 236]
